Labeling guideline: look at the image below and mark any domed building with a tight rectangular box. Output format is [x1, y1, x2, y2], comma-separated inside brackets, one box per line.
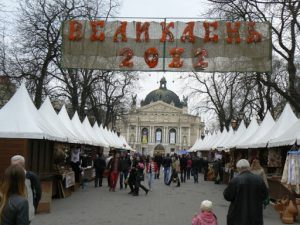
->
[116, 77, 205, 155]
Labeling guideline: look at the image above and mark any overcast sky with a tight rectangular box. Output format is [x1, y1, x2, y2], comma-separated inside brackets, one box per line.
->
[119, 0, 210, 103]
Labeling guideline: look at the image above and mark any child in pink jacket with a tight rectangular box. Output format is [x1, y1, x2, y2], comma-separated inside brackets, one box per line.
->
[192, 200, 218, 225]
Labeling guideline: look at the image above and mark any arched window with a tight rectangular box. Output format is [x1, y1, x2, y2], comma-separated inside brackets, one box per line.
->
[169, 128, 176, 144]
[155, 128, 162, 143]
[141, 128, 148, 144]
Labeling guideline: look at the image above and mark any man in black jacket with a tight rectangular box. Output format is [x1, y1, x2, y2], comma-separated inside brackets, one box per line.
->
[223, 159, 268, 225]
[93, 153, 106, 187]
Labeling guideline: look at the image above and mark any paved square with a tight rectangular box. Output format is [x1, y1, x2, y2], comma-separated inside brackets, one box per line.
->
[32, 174, 284, 225]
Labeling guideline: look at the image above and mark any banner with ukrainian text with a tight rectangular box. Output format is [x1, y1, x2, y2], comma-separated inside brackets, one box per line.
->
[61, 19, 271, 72]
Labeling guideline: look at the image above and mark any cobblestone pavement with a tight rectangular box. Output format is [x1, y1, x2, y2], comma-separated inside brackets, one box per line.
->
[32, 173, 283, 225]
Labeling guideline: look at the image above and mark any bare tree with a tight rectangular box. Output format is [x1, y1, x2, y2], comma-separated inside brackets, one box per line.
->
[186, 68, 284, 131]
[5, 0, 120, 108]
[205, 0, 300, 112]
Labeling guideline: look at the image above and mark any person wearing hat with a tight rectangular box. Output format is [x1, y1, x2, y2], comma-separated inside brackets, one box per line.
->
[192, 200, 218, 225]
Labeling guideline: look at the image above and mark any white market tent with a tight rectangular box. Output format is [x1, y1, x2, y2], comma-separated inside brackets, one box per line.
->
[200, 131, 221, 151]
[71, 112, 93, 145]
[227, 121, 247, 148]
[235, 118, 259, 149]
[0, 83, 63, 141]
[268, 119, 300, 147]
[189, 136, 203, 152]
[212, 129, 229, 149]
[219, 127, 235, 150]
[100, 125, 119, 148]
[82, 117, 108, 147]
[39, 97, 78, 143]
[237, 111, 275, 149]
[253, 104, 298, 148]
[119, 135, 133, 151]
[92, 123, 110, 148]
[58, 105, 85, 144]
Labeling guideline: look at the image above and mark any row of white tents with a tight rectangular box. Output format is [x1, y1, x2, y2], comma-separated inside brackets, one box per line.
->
[189, 103, 300, 152]
[0, 83, 132, 150]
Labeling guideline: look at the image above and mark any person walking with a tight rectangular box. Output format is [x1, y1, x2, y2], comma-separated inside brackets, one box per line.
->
[186, 155, 192, 180]
[154, 154, 162, 179]
[93, 153, 106, 187]
[202, 157, 209, 181]
[132, 158, 149, 196]
[107, 152, 121, 192]
[11, 155, 41, 222]
[0, 164, 29, 225]
[162, 154, 172, 185]
[192, 200, 218, 225]
[192, 155, 199, 183]
[167, 155, 180, 187]
[223, 159, 268, 225]
[180, 154, 188, 183]
[119, 153, 131, 189]
[146, 157, 157, 191]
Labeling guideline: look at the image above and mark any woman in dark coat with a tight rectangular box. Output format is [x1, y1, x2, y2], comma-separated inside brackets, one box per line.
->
[223, 159, 268, 225]
[0, 165, 29, 225]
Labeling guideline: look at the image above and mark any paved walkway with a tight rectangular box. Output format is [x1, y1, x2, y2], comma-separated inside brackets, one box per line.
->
[32, 174, 283, 225]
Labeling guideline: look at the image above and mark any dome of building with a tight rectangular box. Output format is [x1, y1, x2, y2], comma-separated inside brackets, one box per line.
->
[141, 77, 183, 108]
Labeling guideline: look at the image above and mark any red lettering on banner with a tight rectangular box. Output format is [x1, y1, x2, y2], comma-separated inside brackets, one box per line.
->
[169, 48, 184, 68]
[160, 22, 175, 42]
[247, 22, 262, 43]
[181, 22, 195, 43]
[203, 21, 219, 43]
[226, 22, 241, 44]
[113, 21, 128, 42]
[144, 47, 159, 68]
[193, 48, 208, 70]
[69, 20, 83, 41]
[136, 22, 150, 42]
[119, 48, 134, 68]
[90, 20, 105, 41]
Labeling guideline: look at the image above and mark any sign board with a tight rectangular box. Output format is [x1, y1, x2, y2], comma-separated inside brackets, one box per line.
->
[62, 19, 271, 72]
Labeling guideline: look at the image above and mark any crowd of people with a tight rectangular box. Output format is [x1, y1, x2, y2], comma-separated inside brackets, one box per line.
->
[0, 151, 269, 225]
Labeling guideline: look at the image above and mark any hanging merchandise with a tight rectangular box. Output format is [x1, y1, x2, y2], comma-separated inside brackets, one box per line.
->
[281, 150, 300, 194]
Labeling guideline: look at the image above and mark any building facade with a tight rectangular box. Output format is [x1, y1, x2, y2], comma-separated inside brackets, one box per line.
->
[116, 78, 204, 155]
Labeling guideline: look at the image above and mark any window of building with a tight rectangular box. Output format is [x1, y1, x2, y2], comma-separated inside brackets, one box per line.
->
[141, 128, 148, 144]
[169, 128, 176, 144]
[130, 134, 135, 143]
[171, 148, 175, 152]
[155, 128, 162, 143]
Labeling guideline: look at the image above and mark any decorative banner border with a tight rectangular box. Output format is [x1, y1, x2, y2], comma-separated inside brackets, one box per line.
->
[61, 19, 272, 72]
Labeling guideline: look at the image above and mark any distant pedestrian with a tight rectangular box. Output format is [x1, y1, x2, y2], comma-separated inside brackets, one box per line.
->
[202, 157, 209, 181]
[146, 157, 157, 191]
[93, 153, 106, 187]
[191, 155, 199, 183]
[223, 159, 268, 225]
[119, 152, 131, 189]
[154, 154, 162, 179]
[186, 155, 192, 180]
[0, 164, 29, 225]
[162, 154, 172, 185]
[192, 200, 218, 225]
[107, 153, 121, 192]
[180, 154, 187, 183]
[167, 155, 180, 187]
